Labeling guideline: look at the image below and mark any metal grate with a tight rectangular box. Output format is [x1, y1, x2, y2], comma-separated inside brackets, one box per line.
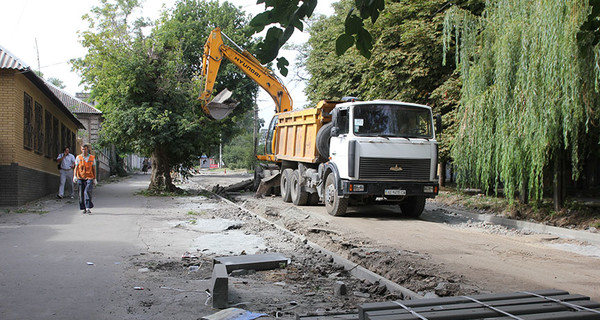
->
[358, 157, 430, 181]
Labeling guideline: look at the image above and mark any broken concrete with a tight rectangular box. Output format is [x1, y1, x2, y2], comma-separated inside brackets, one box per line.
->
[213, 253, 288, 273]
[211, 264, 229, 309]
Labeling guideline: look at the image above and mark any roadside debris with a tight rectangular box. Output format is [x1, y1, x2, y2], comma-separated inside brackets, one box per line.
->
[181, 251, 199, 261]
[201, 307, 266, 320]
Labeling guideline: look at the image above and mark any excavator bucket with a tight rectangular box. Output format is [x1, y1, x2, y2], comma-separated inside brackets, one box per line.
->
[202, 89, 239, 120]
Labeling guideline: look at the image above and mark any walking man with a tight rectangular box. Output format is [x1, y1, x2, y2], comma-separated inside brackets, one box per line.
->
[74, 144, 97, 214]
[56, 147, 76, 199]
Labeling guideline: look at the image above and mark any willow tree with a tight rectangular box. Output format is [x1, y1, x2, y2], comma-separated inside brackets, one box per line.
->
[444, 0, 600, 209]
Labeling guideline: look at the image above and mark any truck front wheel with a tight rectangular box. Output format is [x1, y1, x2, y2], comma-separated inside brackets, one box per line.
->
[324, 173, 348, 216]
[400, 196, 426, 218]
[280, 168, 293, 203]
[291, 170, 309, 205]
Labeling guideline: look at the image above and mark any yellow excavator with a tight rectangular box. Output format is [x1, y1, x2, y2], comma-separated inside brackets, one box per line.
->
[199, 27, 293, 121]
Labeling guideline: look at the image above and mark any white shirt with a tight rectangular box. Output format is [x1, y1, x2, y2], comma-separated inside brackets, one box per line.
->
[57, 153, 76, 170]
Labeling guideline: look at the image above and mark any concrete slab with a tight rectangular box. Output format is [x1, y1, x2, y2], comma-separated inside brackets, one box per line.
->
[211, 264, 229, 309]
[213, 253, 288, 273]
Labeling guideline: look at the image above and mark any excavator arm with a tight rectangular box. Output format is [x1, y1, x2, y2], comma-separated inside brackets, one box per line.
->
[199, 27, 293, 120]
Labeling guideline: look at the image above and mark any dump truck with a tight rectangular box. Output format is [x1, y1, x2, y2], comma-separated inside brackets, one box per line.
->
[200, 28, 440, 217]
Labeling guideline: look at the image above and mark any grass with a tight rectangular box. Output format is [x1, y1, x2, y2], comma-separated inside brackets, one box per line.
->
[187, 210, 206, 216]
[1, 208, 48, 215]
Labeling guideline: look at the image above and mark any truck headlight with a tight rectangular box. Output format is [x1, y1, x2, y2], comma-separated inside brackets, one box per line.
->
[424, 186, 434, 193]
[350, 184, 365, 192]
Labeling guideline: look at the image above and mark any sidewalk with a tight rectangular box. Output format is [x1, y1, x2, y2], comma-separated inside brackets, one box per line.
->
[0, 174, 151, 319]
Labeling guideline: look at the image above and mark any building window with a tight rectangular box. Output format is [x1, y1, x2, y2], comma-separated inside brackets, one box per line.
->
[67, 129, 72, 154]
[61, 123, 66, 152]
[53, 117, 59, 157]
[34, 102, 43, 154]
[23, 93, 33, 149]
[70, 131, 76, 154]
[45, 110, 52, 157]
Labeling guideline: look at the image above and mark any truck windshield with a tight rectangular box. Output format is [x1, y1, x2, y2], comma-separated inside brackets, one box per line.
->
[353, 104, 433, 138]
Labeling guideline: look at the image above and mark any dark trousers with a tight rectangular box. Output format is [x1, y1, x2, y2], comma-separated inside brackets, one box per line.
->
[77, 179, 94, 210]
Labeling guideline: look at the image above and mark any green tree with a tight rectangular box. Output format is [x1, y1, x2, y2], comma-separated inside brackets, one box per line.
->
[303, 0, 483, 176]
[249, 0, 385, 75]
[444, 0, 600, 209]
[47, 77, 66, 89]
[73, 0, 258, 191]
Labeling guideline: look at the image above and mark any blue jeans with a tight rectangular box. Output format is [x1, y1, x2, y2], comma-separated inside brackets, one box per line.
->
[77, 179, 94, 210]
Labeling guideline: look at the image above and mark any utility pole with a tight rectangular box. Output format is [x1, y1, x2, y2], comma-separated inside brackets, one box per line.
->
[35, 38, 41, 73]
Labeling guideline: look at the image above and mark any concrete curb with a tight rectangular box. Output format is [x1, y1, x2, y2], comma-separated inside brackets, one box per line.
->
[199, 184, 423, 300]
[427, 203, 600, 247]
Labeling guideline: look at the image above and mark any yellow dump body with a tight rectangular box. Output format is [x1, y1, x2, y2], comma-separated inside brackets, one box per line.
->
[274, 100, 339, 164]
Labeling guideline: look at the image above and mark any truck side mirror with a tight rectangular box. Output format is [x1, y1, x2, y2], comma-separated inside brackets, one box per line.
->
[435, 114, 442, 134]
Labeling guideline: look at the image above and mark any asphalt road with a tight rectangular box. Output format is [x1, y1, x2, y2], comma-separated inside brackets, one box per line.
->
[0, 175, 149, 319]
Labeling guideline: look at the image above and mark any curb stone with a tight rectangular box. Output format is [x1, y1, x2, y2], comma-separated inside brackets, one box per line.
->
[427, 203, 600, 247]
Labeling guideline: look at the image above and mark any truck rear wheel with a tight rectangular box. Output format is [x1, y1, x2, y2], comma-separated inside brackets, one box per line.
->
[280, 168, 293, 203]
[400, 196, 426, 218]
[324, 173, 348, 216]
[291, 170, 308, 205]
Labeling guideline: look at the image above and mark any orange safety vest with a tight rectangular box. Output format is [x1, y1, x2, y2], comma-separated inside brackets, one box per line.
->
[75, 154, 96, 180]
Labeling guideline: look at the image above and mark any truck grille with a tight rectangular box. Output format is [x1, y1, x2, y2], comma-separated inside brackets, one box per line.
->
[358, 157, 431, 181]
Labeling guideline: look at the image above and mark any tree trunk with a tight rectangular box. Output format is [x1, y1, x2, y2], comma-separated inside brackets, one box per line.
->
[553, 149, 566, 211]
[438, 161, 446, 187]
[149, 144, 177, 192]
[519, 173, 528, 204]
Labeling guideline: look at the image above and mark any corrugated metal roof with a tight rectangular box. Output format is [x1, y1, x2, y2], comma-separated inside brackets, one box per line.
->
[0, 44, 30, 70]
[45, 82, 102, 115]
[0, 45, 86, 129]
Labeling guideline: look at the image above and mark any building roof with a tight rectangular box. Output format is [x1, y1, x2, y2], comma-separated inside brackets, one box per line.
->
[0, 45, 29, 69]
[0, 45, 85, 129]
[45, 82, 101, 115]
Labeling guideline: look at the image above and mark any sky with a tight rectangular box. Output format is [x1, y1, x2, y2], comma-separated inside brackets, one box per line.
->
[0, 0, 335, 122]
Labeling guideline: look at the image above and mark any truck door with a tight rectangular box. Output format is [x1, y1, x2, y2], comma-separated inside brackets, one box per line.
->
[329, 107, 351, 179]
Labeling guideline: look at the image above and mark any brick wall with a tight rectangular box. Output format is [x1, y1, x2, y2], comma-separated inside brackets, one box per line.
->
[0, 163, 59, 206]
[0, 70, 80, 205]
[14, 74, 78, 172]
[0, 70, 17, 165]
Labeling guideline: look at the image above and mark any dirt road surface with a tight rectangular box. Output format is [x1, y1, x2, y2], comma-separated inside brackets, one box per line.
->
[0, 171, 598, 320]
[196, 171, 600, 302]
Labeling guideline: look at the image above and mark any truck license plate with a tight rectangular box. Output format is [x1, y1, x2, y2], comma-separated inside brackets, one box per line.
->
[385, 189, 406, 196]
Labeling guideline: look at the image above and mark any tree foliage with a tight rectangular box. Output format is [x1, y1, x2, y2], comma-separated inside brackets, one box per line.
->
[303, 0, 483, 162]
[444, 0, 600, 204]
[249, 0, 386, 75]
[73, 0, 258, 191]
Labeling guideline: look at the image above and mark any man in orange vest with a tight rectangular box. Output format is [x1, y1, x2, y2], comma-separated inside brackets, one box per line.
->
[73, 143, 97, 214]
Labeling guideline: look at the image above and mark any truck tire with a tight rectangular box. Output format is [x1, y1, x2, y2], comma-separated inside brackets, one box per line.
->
[291, 170, 309, 205]
[324, 173, 348, 216]
[400, 196, 426, 218]
[308, 192, 320, 205]
[280, 168, 293, 203]
[316, 122, 333, 160]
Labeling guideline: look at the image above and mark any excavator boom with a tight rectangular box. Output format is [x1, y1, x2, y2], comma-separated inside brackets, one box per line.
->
[199, 27, 293, 120]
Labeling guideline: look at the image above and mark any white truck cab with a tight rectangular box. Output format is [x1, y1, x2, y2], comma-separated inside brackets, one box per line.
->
[321, 100, 439, 216]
